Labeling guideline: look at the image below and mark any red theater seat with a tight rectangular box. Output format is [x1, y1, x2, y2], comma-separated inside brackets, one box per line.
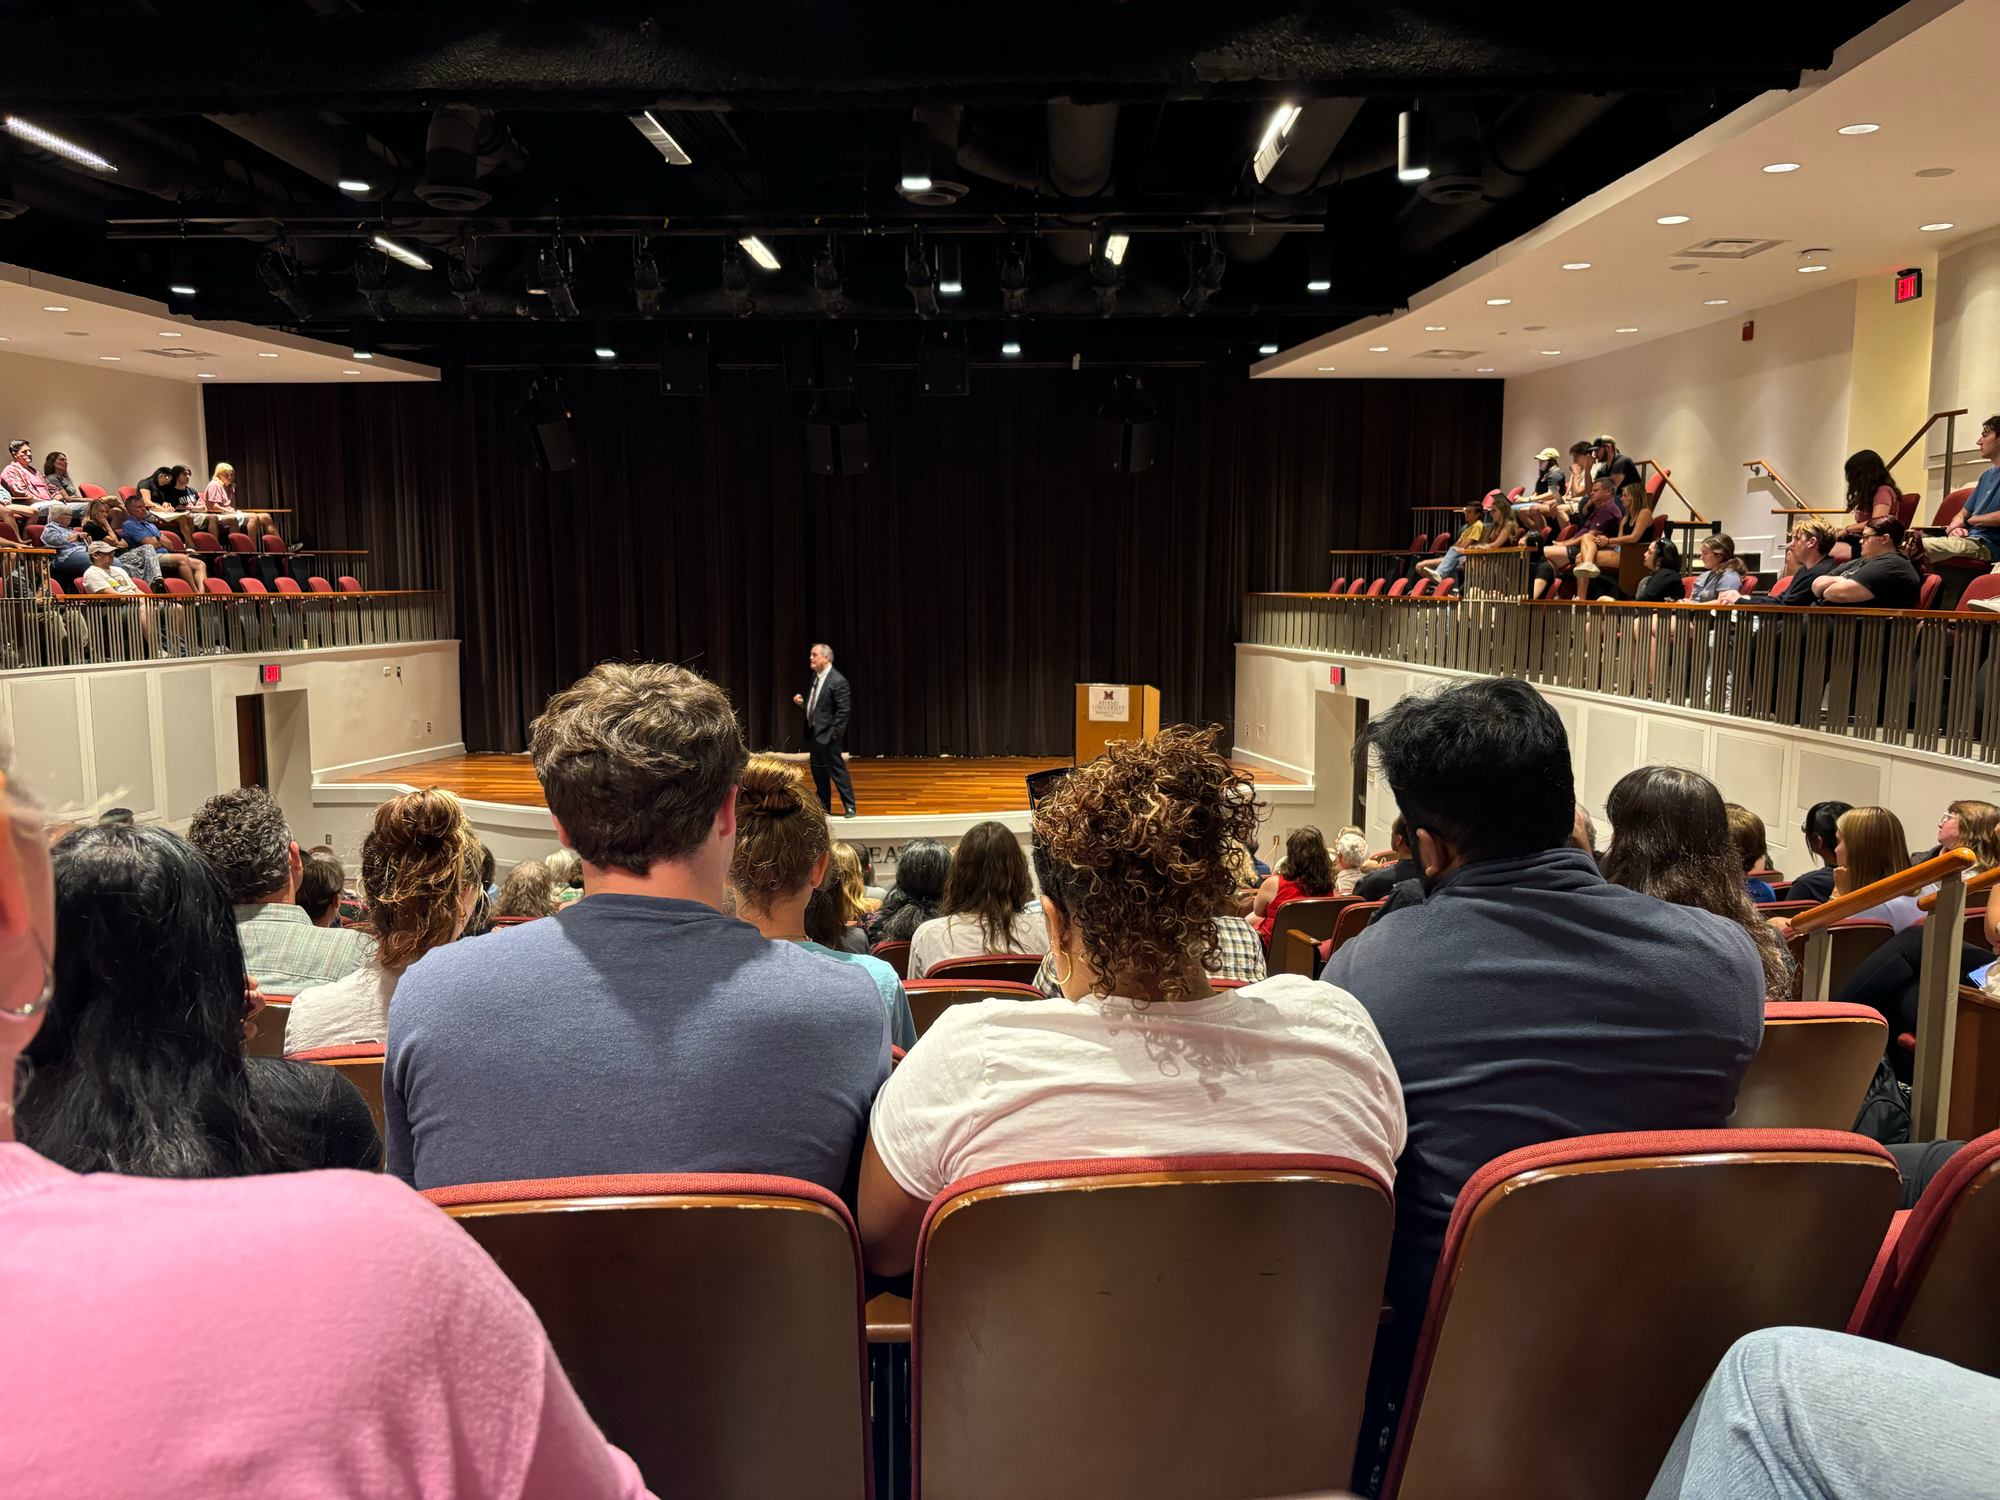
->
[1409, 578, 1431, 597]
[289, 1043, 385, 1139]
[160, 577, 193, 594]
[1920, 572, 1943, 610]
[227, 532, 256, 554]
[902, 977, 1045, 1038]
[117, 486, 135, 500]
[922, 953, 1046, 986]
[190, 532, 221, 553]
[261, 532, 287, 552]
[1387, 576, 1410, 597]
[202, 577, 233, 594]
[158, 530, 185, 552]
[1325, 899, 1384, 960]
[1329, 576, 1347, 596]
[869, 939, 911, 978]
[1367, 577, 1388, 596]
[0, 517, 17, 544]
[1432, 577, 1456, 597]
[272, 576, 302, 593]
[78, 483, 105, 500]
[1681, 576, 1697, 598]
[1346, 577, 1368, 596]
[307, 576, 333, 593]
[1771, 573, 1794, 596]
[24, 524, 43, 545]
[1958, 574, 2000, 611]
[913, 1155, 1394, 1500]
[238, 578, 268, 594]
[1381, 1130, 1900, 1500]
[427, 1173, 873, 1499]
[338, 576, 362, 592]
[1730, 1002, 1889, 1128]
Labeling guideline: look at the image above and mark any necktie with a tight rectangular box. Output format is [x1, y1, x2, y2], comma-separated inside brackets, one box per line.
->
[808, 675, 820, 718]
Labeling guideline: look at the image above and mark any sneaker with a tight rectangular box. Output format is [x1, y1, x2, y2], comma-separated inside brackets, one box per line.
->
[1572, 561, 1600, 577]
[1971, 597, 2000, 614]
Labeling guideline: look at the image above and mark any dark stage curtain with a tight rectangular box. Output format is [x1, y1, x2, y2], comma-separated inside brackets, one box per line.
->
[205, 363, 1501, 755]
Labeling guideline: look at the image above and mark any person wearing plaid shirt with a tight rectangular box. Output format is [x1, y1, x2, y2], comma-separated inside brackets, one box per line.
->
[1036, 907, 1266, 995]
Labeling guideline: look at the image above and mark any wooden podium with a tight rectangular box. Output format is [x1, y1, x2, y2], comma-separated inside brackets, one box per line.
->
[1074, 683, 1161, 763]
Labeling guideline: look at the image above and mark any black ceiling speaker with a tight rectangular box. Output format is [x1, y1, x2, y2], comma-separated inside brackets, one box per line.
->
[659, 328, 712, 395]
[918, 326, 969, 396]
[805, 394, 869, 476]
[513, 373, 577, 472]
[1095, 371, 1159, 474]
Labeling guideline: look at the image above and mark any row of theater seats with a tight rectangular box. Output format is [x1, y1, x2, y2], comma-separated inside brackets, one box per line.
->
[48, 573, 364, 597]
[1334, 574, 1458, 598]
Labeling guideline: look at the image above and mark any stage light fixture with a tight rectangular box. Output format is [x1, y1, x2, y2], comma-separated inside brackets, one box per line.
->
[631, 241, 661, 315]
[1180, 232, 1226, 316]
[168, 244, 200, 313]
[937, 240, 963, 295]
[1258, 342, 1279, 355]
[1306, 239, 1332, 293]
[738, 235, 781, 272]
[4, 117, 113, 171]
[900, 122, 933, 195]
[535, 243, 579, 319]
[629, 111, 693, 165]
[254, 250, 309, 318]
[998, 239, 1029, 317]
[1089, 235, 1123, 317]
[811, 237, 845, 318]
[513, 372, 576, 472]
[1001, 319, 1023, 357]
[353, 244, 394, 317]
[373, 235, 432, 272]
[1253, 103, 1302, 184]
[721, 242, 755, 318]
[905, 232, 940, 320]
[1397, 106, 1431, 184]
[1102, 233, 1130, 266]
[1095, 370, 1158, 473]
[350, 324, 374, 360]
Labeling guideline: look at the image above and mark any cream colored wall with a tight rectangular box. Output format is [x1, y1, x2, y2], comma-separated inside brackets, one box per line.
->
[1846, 269, 1936, 479]
[0, 346, 204, 490]
[1925, 227, 2000, 504]
[1500, 279, 1857, 568]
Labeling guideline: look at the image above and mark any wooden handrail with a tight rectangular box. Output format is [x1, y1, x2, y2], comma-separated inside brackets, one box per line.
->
[1250, 590, 1993, 622]
[1632, 460, 1708, 525]
[1887, 409, 1970, 474]
[1788, 848, 1973, 936]
[1918, 863, 2000, 911]
[1743, 459, 1811, 511]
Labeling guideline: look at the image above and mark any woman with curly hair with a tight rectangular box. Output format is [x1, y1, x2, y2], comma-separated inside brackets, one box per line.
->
[1250, 825, 1337, 941]
[284, 790, 482, 1054]
[856, 725, 1406, 1277]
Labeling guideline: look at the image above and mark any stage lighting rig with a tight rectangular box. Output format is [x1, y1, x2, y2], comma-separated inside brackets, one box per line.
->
[998, 239, 1029, 317]
[1089, 233, 1124, 318]
[721, 242, 755, 318]
[812, 238, 844, 319]
[905, 232, 939, 320]
[254, 249, 308, 319]
[446, 243, 484, 317]
[535, 242, 579, 319]
[352, 242, 393, 317]
[632, 240, 662, 315]
[1180, 232, 1225, 316]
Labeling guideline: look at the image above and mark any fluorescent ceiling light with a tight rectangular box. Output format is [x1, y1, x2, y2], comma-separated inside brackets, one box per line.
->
[168, 285, 195, 296]
[158, 331, 181, 338]
[97, 355, 119, 361]
[629, 111, 693, 165]
[1762, 162, 1801, 173]
[1102, 233, 1129, 266]
[594, 346, 617, 359]
[1258, 342, 1279, 355]
[1921, 222, 1954, 232]
[1655, 215, 1690, 225]
[343, 369, 362, 375]
[1838, 123, 1880, 135]
[1562, 262, 1591, 271]
[1424, 325, 1447, 331]
[1616, 326, 1639, 333]
[1317, 365, 1337, 371]
[1001, 340, 1021, 356]
[1704, 299, 1729, 305]
[373, 235, 432, 271]
[336, 179, 371, 194]
[256, 351, 279, 358]
[5, 117, 114, 172]
[1485, 298, 1511, 306]
[1367, 346, 1389, 352]
[1538, 349, 1561, 355]
[1475, 367, 1495, 372]
[739, 236, 781, 271]
[1798, 264, 1828, 273]
[40, 305, 67, 312]
[196, 372, 215, 378]
[1253, 103, 1303, 183]
[352, 351, 373, 360]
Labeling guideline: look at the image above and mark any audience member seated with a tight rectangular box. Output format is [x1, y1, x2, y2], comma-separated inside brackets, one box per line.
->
[1603, 770, 1793, 1004]
[294, 846, 345, 926]
[867, 835, 949, 944]
[1832, 448, 1902, 562]
[37, 511, 89, 590]
[0, 782, 651, 1498]
[1786, 800, 1851, 906]
[1332, 830, 1371, 894]
[191, 460, 267, 544]
[832, 840, 881, 915]
[1687, 532, 1746, 602]
[1753, 523, 1838, 606]
[1789, 805, 1927, 933]
[908, 820, 1048, 978]
[1353, 817, 1420, 901]
[18, 816, 380, 1175]
[544, 846, 584, 906]
[1251, 825, 1337, 941]
[76, 539, 142, 594]
[1917, 796, 1998, 864]
[813, 846, 873, 952]
[1631, 536, 1683, 601]
[1538, 476, 1626, 585]
[1417, 499, 1485, 585]
[1923, 412, 2000, 568]
[0, 439, 81, 523]
[460, 840, 497, 938]
[1593, 434, 1642, 500]
[493, 857, 563, 920]
[1725, 802, 1780, 901]
[1569, 476, 1654, 598]
[1528, 445, 1564, 498]
[40, 450, 87, 515]
[1646, 1328, 2000, 1500]
[849, 840, 887, 903]
[188, 788, 374, 993]
[120, 491, 206, 590]
[856, 725, 1406, 1277]
[1812, 517, 1920, 608]
[1318, 678, 1765, 1494]
[285, 790, 481, 1055]
[384, 662, 890, 1194]
[80, 497, 156, 590]
[729, 757, 915, 1050]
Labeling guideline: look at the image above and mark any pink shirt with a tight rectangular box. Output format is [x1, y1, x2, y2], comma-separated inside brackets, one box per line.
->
[199, 478, 235, 512]
[0, 1144, 652, 1500]
[1, 461, 51, 502]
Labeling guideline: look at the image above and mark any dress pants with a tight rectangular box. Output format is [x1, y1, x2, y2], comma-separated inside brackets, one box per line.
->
[810, 736, 857, 815]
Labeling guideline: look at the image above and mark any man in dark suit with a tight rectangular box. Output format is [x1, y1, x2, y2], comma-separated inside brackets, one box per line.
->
[793, 642, 857, 816]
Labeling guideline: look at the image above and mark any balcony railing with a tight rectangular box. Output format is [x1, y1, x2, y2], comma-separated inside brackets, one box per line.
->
[0, 589, 448, 670]
[1241, 591, 2000, 764]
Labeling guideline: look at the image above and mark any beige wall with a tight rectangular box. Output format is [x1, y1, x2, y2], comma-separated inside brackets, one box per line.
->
[1924, 227, 2000, 504]
[0, 346, 204, 491]
[1846, 268, 1936, 473]
[1501, 280, 1857, 567]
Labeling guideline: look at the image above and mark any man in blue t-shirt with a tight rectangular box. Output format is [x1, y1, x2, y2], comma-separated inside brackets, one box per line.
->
[1924, 412, 2000, 565]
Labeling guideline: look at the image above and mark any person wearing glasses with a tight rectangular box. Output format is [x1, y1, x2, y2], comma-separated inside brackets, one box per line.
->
[1811, 518, 1920, 609]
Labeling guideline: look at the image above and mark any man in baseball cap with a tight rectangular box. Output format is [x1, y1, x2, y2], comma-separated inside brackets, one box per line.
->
[79, 539, 142, 594]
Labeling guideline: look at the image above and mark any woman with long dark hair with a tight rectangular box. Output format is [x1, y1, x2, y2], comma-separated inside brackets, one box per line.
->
[1838, 450, 1899, 559]
[869, 836, 951, 944]
[1601, 766, 1791, 1003]
[17, 819, 380, 1176]
[1251, 825, 1336, 941]
[908, 820, 1048, 978]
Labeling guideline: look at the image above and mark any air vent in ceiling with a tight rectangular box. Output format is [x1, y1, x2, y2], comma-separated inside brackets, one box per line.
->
[1674, 237, 1785, 260]
[136, 346, 221, 359]
[1412, 348, 1483, 360]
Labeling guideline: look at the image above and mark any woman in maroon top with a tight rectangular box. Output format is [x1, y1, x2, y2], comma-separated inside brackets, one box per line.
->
[1835, 450, 1899, 561]
[1251, 826, 1337, 940]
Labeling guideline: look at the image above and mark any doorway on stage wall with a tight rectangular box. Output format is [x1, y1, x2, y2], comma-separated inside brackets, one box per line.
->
[1351, 699, 1369, 833]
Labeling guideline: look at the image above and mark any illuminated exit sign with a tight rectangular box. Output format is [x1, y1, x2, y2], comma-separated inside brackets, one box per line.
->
[1895, 267, 1924, 304]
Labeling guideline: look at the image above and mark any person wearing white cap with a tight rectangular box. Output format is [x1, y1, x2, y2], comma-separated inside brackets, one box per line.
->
[77, 540, 141, 595]
[1530, 446, 1565, 497]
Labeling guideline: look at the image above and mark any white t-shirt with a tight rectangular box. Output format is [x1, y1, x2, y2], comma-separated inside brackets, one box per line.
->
[286, 959, 401, 1053]
[868, 972, 1405, 1200]
[78, 564, 139, 594]
[908, 908, 1048, 978]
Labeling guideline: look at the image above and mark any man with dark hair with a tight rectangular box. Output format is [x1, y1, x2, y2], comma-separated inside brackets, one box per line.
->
[1593, 435, 1640, 501]
[1321, 677, 1764, 1494]
[383, 661, 890, 1196]
[188, 786, 373, 992]
[1814, 517, 1920, 608]
[793, 642, 858, 816]
[1352, 816, 1418, 902]
[1924, 414, 2000, 566]
[1787, 801, 1851, 906]
[1755, 523, 1840, 606]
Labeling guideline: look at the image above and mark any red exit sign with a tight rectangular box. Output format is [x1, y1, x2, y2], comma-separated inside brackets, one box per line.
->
[1895, 267, 1924, 304]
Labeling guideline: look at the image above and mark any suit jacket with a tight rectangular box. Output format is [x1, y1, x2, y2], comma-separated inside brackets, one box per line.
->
[805, 667, 851, 743]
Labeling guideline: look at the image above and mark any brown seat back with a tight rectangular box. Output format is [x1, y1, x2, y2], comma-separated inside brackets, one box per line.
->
[1854, 1129, 2000, 1377]
[902, 978, 1045, 1039]
[1785, 918, 1894, 1000]
[244, 998, 291, 1057]
[1327, 899, 1384, 958]
[1272, 895, 1354, 943]
[921, 953, 1044, 985]
[429, 1174, 870, 1499]
[1384, 1129, 1899, 1500]
[1729, 1002, 1888, 1128]
[914, 1154, 1394, 1500]
[868, 939, 911, 978]
[291, 1043, 386, 1141]
[1949, 986, 2000, 1139]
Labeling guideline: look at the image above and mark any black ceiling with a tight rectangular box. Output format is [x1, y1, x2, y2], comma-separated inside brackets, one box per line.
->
[0, 0, 1907, 368]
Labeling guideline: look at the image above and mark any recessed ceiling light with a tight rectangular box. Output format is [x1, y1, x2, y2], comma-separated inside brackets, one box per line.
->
[1424, 325, 1447, 331]
[158, 331, 181, 338]
[256, 351, 278, 358]
[1523, 325, 1547, 331]
[1258, 342, 1279, 355]
[1616, 327, 1639, 333]
[1538, 349, 1561, 355]
[1921, 222, 1954, 232]
[0, 337, 10, 342]
[1762, 162, 1801, 173]
[1475, 367, 1495, 372]
[342, 368, 363, 375]
[336, 178, 371, 194]
[196, 372, 215, 378]
[1485, 298, 1511, 306]
[1838, 123, 1880, 135]
[1367, 346, 1389, 352]
[1704, 299, 1730, 305]
[1798, 264, 1828, 273]
[1317, 365, 1338, 371]
[1562, 262, 1592, 271]
[40, 305, 66, 313]
[168, 284, 196, 297]
[1656, 215, 1690, 225]
[97, 355, 119, 361]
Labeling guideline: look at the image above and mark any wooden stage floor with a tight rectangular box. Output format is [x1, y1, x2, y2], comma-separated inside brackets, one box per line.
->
[341, 752, 1297, 816]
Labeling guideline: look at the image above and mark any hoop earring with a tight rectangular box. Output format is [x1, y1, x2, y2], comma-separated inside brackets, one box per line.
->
[1049, 946, 1074, 986]
[0, 934, 53, 1022]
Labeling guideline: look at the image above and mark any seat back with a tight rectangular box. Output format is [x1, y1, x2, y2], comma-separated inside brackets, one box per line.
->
[272, 575, 302, 593]
[1433, 577, 1456, 597]
[190, 531, 221, 552]
[307, 575, 334, 593]
[868, 938, 910, 978]
[1729, 1002, 1888, 1128]
[117, 486, 135, 500]
[24, 523, 43, 545]
[1787, 918, 1895, 1000]
[45, 575, 64, 595]
[1329, 576, 1348, 596]
[77, 482, 105, 500]
[1274, 896, 1356, 944]
[1367, 577, 1387, 596]
[1409, 578, 1432, 597]
[1920, 572, 1943, 610]
[338, 575, 362, 592]
[261, 532, 286, 552]
[1387, 576, 1410, 597]
[158, 529, 185, 552]
[243, 998, 291, 1057]
[1771, 573, 1793, 595]
[290, 1043, 386, 1139]
[922, 952, 1045, 985]
[1346, 577, 1368, 595]
[202, 577, 233, 594]
[903, 978, 1045, 1038]
[1326, 898, 1384, 958]
[227, 531, 256, 553]
[429, 1173, 872, 1499]
[160, 576, 193, 595]
[1755, 899, 1816, 918]
[1853, 1128, 2000, 1376]
[1947, 985, 2000, 1139]
[1959, 574, 2000, 610]
[0, 516, 17, 544]
[914, 1155, 1394, 1500]
[1383, 1130, 1900, 1500]
[1934, 484, 1976, 531]
[1644, 471, 1667, 503]
[1897, 491, 1921, 527]
[1680, 576, 1696, 598]
[238, 577, 268, 594]
[1507, 485, 1526, 501]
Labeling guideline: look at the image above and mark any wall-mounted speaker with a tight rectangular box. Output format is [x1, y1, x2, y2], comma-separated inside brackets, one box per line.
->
[660, 331, 712, 395]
